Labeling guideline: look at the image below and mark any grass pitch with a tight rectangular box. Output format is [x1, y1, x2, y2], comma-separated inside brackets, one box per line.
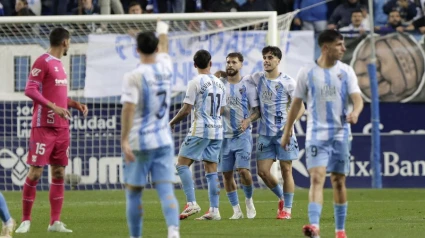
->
[5, 189, 425, 238]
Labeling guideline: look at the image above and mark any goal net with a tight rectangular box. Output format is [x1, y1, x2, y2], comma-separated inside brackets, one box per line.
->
[0, 11, 301, 191]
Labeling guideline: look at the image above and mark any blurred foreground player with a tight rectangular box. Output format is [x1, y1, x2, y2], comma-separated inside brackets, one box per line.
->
[281, 30, 363, 238]
[120, 21, 180, 238]
[16, 27, 88, 234]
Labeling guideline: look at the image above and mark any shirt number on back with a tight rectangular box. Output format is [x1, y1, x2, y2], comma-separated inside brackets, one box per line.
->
[156, 90, 167, 119]
[208, 93, 220, 117]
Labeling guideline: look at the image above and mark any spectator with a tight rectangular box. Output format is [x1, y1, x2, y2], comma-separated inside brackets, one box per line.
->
[383, 0, 417, 23]
[27, 0, 41, 15]
[375, 0, 388, 25]
[128, 1, 143, 14]
[0, 2, 4, 16]
[209, 0, 239, 12]
[376, 10, 414, 33]
[99, 0, 124, 14]
[51, 0, 69, 15]
[328, 0, 367, 29]
[240, 0, 273, 11]
[0, 0, 13, 16]
[339, 9, 370, 37]
[14, 0, 35, 16]
[72, 0, 101, 15]
[293, 0, 328, 33]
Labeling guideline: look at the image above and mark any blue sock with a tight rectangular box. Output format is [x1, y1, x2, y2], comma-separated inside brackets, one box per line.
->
[283, 192, 294, 208]
[205, 172, 220, 208]
[334, 203, 348, 231]
[242, 184, 253, 199]
[270, 185, 283, 199]
[308, 202, 322, 226]
[226, 191, 239, 206]
[156, 183, 179, 228]
[0, 193, 11, 223]
[176, 165, 196, 203]
[126, 189, 143, 237]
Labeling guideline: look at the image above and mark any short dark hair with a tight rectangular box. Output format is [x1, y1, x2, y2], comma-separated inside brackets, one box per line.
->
[351, 9, 363, 16]
[317, 30, 344, 47]
[226, 52, 244, 62]
[262, 46, 282, 60]
[194, 50, 211, 69]
[129, 1, 141, 8]
[49, 27, 70, 47]
[137, 32, 158, 54]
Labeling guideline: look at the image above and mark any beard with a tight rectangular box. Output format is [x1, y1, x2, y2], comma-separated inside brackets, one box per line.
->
[226, 68, 238, 77]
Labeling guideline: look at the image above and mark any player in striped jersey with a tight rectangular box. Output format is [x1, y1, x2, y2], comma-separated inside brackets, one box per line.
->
[120, 21, 180, 238]
[281, 30, 363, 238]
[249, 46, 305, 220]
[216, 52, 259, 219]
[170, 50, 227, 221]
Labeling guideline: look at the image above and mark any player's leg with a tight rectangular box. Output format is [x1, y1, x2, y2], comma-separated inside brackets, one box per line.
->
[0, 192, 16, 237]
[219, 138, 242, 219]
[235, 134, 255, 218]
[277, 135, 299, 219]
[302, 144, 329, 238]
[151, 146, 180, 238]
[329, 140, 350, 238]
[257, 135, 285, 218]
[47, 128, 71, 232]
[123, 149, 149, 238]
[176, 136, 207, 219]
[195, 139, 222, 221]
[16, 128, 54, 233]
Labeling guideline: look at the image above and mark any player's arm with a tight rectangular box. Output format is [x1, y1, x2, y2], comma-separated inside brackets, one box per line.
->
[120, 73, 139, 163]
[169, 80, 196, 129]
[346, 67, 364, 124]
[281, 69, 308, 149]
[157, 20, 169, 54]
[25, 59, 70, 119]
[295, 100, 305, 121]
[240, 75, 261, 131]
[347, 93, 363, 124]
[67, 98, 88, 117]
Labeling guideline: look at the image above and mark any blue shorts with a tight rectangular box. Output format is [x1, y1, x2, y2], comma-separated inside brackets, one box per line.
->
[178, 136, 222, 163]
[123, 145, 175, 187]
[219, 133, 253, 172]
[257, 134, 299, 161]
[305, 140, 350, 175]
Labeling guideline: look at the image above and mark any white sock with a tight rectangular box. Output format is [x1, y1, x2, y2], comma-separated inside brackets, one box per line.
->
[336, 229, 345, 232]
[232, 204, 241, 213]
[168, 226, 180, 238]
[312, 224, 319, 229]
[209, 207, 219, 213]
[283, 207, 292, 213]
[189, 201, 197, 206]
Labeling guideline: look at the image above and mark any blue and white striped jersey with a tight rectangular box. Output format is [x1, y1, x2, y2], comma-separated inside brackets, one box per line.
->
[249, 72, 296, 136]
[120, 53, 173, 150]
[221, 75, 259, 138]
[294, 61, 361, 142]
[184, 74, 227, 140]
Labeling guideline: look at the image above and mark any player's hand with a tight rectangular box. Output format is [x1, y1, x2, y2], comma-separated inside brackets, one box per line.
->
[76, 103, 89, 117]
[280, 133, 291, 151]
[346, 111, 359, 124]
[53, 105, 71, 120]
[280, 125, 293, 136]
[214, 70, 227, 78]
[122, 142, 135, 164]
[239, 118, 251, 131]
[169, 122, 175, 132]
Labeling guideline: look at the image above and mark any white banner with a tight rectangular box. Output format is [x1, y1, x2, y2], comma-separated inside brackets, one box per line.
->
[84, 31, 314, 98]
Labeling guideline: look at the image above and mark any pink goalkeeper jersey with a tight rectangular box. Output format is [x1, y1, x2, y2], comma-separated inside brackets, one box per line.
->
[26, 53, 69, 128]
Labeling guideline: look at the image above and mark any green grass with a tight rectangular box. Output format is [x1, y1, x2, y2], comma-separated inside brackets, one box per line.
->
[4, 189, 425, 238]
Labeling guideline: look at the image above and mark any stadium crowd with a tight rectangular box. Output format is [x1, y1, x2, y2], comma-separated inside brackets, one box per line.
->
[0, 0, 425, 35]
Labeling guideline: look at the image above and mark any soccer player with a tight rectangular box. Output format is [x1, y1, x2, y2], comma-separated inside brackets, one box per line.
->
[16, 27, 88, 234]
[120, 21, 180, 238]
[281, 30, 363, 238]
[215, 52, 258, 219]
[248, 46, 304, 219]
[170, 49, 226, 221]
[0, 193, 15, 238]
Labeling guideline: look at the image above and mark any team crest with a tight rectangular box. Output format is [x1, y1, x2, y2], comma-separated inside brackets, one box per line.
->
[337, 74, 343, 80]
[239, 85, 246, 95]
